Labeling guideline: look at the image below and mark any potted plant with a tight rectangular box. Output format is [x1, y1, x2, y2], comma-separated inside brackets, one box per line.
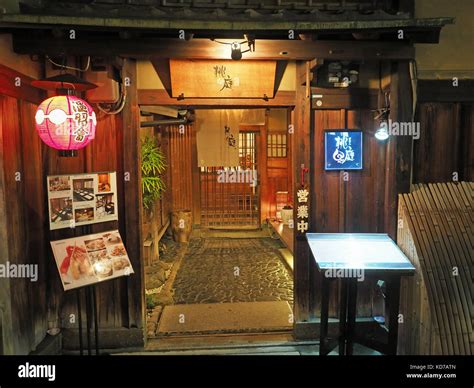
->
[141, 136, 167, 214]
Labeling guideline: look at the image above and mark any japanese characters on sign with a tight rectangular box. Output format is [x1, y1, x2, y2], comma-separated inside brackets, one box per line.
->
[296, 187, 309, 234]
[324, 130, 363, 170]
[71, 99, 91, 142]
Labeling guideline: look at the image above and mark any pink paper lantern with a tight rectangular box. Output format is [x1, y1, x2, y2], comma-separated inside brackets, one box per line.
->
[35, 95, 96, 154]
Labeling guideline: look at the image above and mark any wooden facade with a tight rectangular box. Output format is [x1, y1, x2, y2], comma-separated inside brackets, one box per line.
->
[0, 60, 145, 354]
[0, 0, 466, 356]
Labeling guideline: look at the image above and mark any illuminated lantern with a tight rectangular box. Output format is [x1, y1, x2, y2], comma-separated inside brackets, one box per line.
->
[35, 95, 97, 157]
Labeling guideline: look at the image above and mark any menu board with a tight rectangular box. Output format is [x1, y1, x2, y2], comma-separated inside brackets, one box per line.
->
[51, 230, 134, 291]
[47, 172, 118, 230]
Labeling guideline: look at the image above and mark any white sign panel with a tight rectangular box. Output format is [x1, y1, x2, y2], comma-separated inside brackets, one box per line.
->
[51, 230, 134, 291]
[47, 172, 118, 230]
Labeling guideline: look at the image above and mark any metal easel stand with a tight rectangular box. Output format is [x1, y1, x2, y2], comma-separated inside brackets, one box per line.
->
[76, 285, 100, 355]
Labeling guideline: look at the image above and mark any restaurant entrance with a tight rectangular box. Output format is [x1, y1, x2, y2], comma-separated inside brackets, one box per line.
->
[200, 130, 260, 228]
[143, 106, 295, 341]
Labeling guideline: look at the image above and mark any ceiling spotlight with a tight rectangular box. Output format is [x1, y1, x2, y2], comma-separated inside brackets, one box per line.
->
[212, 36, 256, 60]
[231, 42, 242, 60]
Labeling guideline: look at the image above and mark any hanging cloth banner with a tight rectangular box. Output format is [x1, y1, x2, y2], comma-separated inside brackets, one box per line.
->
[196, 109, 265, 167]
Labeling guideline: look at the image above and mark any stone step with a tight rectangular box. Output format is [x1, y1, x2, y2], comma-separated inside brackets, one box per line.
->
[156, 301, 293, 336]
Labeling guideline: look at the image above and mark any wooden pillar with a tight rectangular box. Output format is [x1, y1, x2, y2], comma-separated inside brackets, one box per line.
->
[191, 125, 201, 225]
[384, 60, 413, 238]
[259, 121, 269, 223]
[121, 59, 145, 333]
[293, 61, 313, 333]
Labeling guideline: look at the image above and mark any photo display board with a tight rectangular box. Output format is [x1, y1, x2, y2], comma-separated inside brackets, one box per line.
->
[51, 230, 134, 291]
[324, 130, 363, 170]
[47, 172, 118, 230]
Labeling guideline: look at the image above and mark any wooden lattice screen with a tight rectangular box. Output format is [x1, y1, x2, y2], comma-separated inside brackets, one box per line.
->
[200, 131, 259, 227]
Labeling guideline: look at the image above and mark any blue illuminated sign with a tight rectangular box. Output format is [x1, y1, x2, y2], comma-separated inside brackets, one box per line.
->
[324, 130, 363, 170]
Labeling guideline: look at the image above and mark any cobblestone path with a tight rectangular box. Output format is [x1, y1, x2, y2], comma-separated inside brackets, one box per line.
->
[172, 237, 293, 304]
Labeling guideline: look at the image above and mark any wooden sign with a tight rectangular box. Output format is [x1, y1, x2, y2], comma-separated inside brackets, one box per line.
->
[170, 59, 276, 98]
[296, 186, 310, 234]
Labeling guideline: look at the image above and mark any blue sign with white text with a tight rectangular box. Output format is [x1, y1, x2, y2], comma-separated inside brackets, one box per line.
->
[324, 131, 363, 170]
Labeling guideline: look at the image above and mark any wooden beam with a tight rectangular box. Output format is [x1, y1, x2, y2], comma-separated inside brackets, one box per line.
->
[0, 13, 454, 33]
[384, 60, 413, 239]
[12, 37, 416, 61]
[417, 80, 474, 103]
[311, 87, 378, 110]
[273, 61, 288, 96]
[150, 59, 172, 98]
[0, 64, 44, 104]
[140, 105, 178, 118]
[138, 89, 296, 107]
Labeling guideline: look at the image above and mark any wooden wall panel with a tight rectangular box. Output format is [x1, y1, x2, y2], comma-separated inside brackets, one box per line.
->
[312, 109, 344, 233]
[414, 102, 474, 183]
[0, 96, 31, 353]
[19, 100, 48, 345]
[0, 60, 145, 353]
[0, 96, 14, 355]
[169, 124, 194, 213]
[312, 108, 383, 318]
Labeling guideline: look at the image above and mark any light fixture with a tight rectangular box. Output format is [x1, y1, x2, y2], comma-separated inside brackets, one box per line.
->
[374, 120, 390, 141]
[231, 42, 242, 60]
[32, 73, 98, 157]
[35, 95, 97, 157]
[211, 35, 256, 60]
[374, 64, 390, 142]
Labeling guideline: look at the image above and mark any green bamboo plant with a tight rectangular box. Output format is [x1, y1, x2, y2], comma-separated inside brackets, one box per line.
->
[141, 136, 166, 210]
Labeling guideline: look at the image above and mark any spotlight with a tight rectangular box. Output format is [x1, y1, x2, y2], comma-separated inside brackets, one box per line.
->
[211, 36, 256, 60]
[375, 120, 389, 141]
[231, 42, 242, 60]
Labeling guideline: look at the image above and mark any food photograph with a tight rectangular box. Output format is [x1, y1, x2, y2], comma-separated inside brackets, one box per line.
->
[55, 244, 96, 290]
[48, 176, 71, 192]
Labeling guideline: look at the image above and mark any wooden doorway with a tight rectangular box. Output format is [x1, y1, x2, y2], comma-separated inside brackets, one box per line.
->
[200, 130, 260, 228]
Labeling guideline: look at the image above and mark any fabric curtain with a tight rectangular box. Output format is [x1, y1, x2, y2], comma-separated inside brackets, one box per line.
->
[195, 109, 265, 167]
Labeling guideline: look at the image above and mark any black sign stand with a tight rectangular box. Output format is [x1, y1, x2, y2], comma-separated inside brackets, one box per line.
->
[76, 285, 100, 355]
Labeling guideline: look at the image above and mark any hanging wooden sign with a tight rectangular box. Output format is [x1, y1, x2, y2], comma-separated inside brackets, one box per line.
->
[169, 59, 276, 98]
[296, 186, 310, 235]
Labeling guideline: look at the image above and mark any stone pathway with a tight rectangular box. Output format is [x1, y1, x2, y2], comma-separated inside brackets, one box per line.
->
[172, 237, 293, 304]
[145, 232, 294, 337]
